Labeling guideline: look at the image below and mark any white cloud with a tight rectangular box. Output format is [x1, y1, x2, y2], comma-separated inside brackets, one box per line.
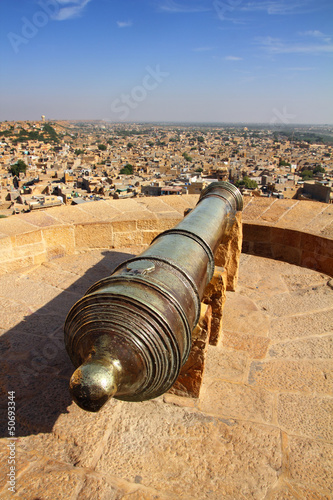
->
[117, 21, 133, 28]
[52, 0, 92, 21]
[225, 56, 243, 61]
[257, 35, 333, 54]
[158, 1, 210, 13]
[299, 30, 332, 43]
[240, 1, 316, 15]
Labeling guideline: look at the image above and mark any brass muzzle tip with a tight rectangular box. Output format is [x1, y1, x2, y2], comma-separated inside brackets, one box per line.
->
[69, 360, 117, 412]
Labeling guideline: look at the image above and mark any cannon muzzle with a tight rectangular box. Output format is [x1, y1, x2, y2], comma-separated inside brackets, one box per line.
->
[64, 182, 243, 412]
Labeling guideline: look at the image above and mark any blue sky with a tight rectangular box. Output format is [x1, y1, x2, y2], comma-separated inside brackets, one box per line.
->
[0, 0, 332, 123]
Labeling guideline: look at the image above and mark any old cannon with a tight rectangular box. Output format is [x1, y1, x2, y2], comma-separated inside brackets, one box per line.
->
[64, 182, 243, 412]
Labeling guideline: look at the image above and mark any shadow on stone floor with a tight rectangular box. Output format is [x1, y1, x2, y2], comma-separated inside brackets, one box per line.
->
[0, 250, 135, 438]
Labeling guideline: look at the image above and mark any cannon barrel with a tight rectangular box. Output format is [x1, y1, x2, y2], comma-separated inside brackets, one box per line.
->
[64, 182, 243, 412]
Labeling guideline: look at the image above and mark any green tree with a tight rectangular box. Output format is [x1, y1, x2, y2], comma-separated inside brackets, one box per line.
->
[235, 176, 258, 189]
[98, 144, 107, 151]
[127, 142, 134, 149]
[120, 164, 134, 175]
[75, 149, 84, 156]
[10, 159, 27, 177]
[301, 170, 313, 180]
[279, 160, 291, 167]
[182, 152, 192, 162]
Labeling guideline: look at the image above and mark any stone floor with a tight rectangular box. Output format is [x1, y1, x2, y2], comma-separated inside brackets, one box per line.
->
[0, 250, 332, 499]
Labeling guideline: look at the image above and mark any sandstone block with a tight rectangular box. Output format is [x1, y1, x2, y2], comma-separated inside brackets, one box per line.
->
[257, 199, 298, 224]
[75, 223, 113, 249]
[1, 460, 83, 500]
[203, 345, 248, 382]
[269, 335, 333, 360]
[141, 231, 161, 245]
[277, 393, 333, 441]
[215, 212, 242, 291]
[248, 360, 333, 394]
[111, 220, 137, 233]
[113, 231, 143, 248]
[242, 198, 275, 220]
[271, 228, 301, 247]
[13, 229, 43, 246]
[169, 303, 211, 398]
[270, 308, 333, 341]
[136, 218, 159, 230]
[95, 401, 282, 499]
[222, 331, 270, 359]
[243, 222, 271, 243]
[202, 267, 226, 345]
[42, 225, 75, 255]
[277, 200, 324, 230]
[286, 435, 333, 494]
[271, 244, 301, 266]
[199, 379, 274, 424]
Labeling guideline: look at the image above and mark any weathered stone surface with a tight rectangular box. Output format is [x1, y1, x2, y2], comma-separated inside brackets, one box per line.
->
[282, 270, 329, 291]
[222, 292, 270, 336]
[269, 335, 333, 360]
[222, 331, 271, 359]
[270, 309, 333, 341]
[215, 212, 242, 291]
[238, 272, 289, 301]
[305, 205, 333, 236]
[277, 200, 324, 230]
[75, 473, 124, 500]
[0, 274, 62, 307]
[0, 440, 37, 493]
[199, 380, 274, 424]
[75, 200, 121, 221]
[248, 360, 333, 394]
[267, 481, 330, 500]
[257, 199, 298, 223]
[257, 283, 333, 318]
[202, 267, 226, 345]
[42, 225, 75, 256]
[286, 436, 333, 495]
[0, 459, 83, 499]
[49, 204, 98, 225]
[203, 345, 248, 382]
[113, 231, 143, 247]
[96, 400, 282, 499]
[0, 249, 332, 500]
[75, 222, 114, 249]
[169, 304, 211, 398]
[242, 198, 275, 220]
[277, 393, 333, 441]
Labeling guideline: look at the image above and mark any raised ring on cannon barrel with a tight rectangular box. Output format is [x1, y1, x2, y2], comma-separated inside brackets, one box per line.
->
[64, 181, 243, 412]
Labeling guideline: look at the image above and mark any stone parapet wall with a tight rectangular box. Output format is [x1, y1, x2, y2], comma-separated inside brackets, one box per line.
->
[0, 195, 198, 274]
[0, 195, 332, 275]
[242, 197, 333, 277]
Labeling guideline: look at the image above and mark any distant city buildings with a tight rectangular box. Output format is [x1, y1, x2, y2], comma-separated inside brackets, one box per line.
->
[0, 120, 332, 216]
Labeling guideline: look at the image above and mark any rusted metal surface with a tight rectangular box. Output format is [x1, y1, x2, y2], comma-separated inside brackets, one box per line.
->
[64, 182, 243, 412]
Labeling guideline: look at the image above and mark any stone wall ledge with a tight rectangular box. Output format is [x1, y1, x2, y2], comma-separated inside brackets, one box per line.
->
[0, 195, 332, 276]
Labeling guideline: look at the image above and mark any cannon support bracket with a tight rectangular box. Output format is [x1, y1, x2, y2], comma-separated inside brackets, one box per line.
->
[168, 210, 242, 401]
